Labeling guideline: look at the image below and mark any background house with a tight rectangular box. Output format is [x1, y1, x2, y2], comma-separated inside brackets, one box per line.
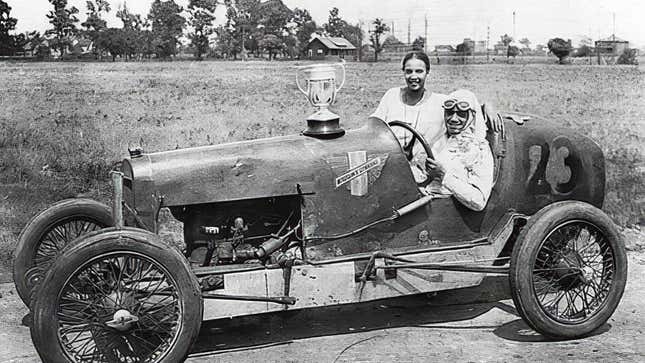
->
[306, 37, 357, 60]
[595, 35, 629, 55]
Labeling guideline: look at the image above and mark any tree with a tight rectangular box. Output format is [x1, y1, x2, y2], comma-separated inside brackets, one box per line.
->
[456, 41, 472, 56]
[617, 48, 638, 65]
[46, 0, 80, 57]
[547, 37, 572, 64]
[290, 8, 317, 57]
[0, 0, 18, 56]
[148, 0, 186, 58]
[324, 7, 345, 37]
[259, 33, 282, 60]
[500, 34, 513, 46]
[519, 37, 531, 50]
[221, 0, 260, 58]
[412, 36, 425, 51]
[96, 27, 127, 61]
[82, 0, 111, 57]
[321, 7, 362, 52]
[188, 0, 218, 59]
[116, 2, 143, 30]
[507, 45, 520, 58]
[575, 45, 591, 57]
[369, 18, 389, 62]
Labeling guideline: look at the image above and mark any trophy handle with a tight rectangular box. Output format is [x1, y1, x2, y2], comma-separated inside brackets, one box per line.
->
[335, 60, 346, 92]
[295, 69, 308, 96]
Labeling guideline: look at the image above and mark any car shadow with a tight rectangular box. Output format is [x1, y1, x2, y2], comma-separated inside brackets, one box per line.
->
[493, 319, 612, 342]
[191, 275, 515, 355]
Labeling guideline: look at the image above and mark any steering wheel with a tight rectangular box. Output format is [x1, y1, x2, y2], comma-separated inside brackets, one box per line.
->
[388, 121, 434, 161]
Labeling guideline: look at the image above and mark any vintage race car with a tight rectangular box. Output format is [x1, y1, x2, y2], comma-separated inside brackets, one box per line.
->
[14, 106, 626, 362]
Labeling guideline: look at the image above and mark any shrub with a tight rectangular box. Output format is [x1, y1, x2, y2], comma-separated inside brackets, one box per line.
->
[617, 48, 638, 65]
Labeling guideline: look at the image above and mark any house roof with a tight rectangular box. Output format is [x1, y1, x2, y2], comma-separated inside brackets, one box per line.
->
[313, 37, 356, 50]
[597, 35, 628, 43]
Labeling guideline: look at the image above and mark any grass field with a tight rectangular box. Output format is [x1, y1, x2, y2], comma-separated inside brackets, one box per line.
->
[0, 60, 643, 274]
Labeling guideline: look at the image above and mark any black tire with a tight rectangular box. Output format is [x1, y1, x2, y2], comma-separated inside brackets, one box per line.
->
[30, 227, 203, 363]
[13, 198, 113, 307]
[509, 201, 627, 339]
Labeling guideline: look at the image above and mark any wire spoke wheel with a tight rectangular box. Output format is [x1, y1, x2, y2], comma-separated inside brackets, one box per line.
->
[57, 252, 181, 362]
[13, 199, 113, 307]
[532, 220, 614, 324]
[30, 228, 203, 363]
[510, 201, 627, 339]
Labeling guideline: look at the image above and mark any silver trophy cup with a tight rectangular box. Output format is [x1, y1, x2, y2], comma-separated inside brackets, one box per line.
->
[296, 61, 346, 138]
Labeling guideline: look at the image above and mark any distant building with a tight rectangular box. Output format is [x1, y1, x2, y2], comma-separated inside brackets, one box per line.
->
[474, 40, 487, 54]
[595, 35, 629, 55]
[462, 38, 475, 52]
[306, 37, 357, 60]
[380, 35, 412, 61]
[494, 44, 508, 55]
[434, 45, 455, 54]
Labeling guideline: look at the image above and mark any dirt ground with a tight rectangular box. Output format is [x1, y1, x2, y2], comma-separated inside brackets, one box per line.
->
[1, 242, 643, 363]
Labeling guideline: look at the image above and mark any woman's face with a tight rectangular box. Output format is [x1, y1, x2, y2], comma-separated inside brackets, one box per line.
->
[403, 58, 428, 92]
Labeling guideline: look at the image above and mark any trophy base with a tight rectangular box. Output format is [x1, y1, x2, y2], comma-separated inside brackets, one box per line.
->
[303, 109, 345, 139]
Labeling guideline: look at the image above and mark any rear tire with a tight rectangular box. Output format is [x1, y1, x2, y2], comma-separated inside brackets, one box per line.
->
[13, 198, 113, 307]
[509, 201, 627, 339]
[30, 228, 203, 363]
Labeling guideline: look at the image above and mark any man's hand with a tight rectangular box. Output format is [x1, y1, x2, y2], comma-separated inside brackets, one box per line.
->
[425, 157, 446, 182]
[481, 103, 505, 138]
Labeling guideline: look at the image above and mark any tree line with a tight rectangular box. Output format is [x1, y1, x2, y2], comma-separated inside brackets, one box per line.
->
[0, 0, 393, 61]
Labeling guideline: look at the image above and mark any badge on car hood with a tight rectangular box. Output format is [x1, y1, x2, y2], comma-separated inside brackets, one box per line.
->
[327, 151, 389, 196]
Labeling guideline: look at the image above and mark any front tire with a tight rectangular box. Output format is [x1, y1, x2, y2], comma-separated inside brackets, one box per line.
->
[509, 201, 627, 339]
[13, 198, 113, 307]
[30, 228, 203, 363]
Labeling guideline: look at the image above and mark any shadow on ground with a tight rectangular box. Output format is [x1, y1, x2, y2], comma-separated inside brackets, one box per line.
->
[191, 275, 519, 356]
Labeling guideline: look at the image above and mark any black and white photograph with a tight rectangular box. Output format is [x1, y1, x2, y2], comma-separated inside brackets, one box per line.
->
[0, 0, 643, 361]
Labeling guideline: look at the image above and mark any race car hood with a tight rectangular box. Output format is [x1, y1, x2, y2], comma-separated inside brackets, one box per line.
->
[122, 117, 419, 212]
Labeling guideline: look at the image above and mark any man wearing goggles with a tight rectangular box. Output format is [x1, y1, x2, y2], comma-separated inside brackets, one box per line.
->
[423, 89, 495, 211]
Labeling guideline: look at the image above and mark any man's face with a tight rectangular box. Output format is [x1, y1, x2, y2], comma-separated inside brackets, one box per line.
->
[444, 109, 472, 135]
[403, 58, 427, 92]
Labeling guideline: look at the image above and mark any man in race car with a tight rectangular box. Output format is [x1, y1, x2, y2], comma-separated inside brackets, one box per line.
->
[421, 89, 495, 211]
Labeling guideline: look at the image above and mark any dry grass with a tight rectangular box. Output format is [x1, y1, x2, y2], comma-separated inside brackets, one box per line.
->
[0, 60, 643, 274]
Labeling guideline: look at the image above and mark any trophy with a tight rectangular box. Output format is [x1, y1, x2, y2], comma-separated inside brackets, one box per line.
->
[296, 61, 346, 138]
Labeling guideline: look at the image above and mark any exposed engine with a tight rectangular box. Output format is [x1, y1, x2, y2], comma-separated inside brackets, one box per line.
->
[169, 196, 303, 269]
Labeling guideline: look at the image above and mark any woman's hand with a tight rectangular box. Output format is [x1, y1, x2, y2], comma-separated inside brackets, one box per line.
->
[481, 103, 505, 138]
[425, 157, 446, 182]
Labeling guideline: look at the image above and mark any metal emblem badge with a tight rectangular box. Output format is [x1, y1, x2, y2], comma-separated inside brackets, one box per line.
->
[327, 151, 389, 196]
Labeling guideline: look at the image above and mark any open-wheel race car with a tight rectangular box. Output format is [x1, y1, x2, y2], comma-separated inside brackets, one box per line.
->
[14, 64, 627, 362]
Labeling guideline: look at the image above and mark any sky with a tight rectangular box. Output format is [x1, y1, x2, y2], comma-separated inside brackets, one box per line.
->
[6, 0, 645, 48]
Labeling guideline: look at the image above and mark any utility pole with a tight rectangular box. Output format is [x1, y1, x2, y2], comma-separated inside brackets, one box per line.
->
[512, 11, 516, 41]
[612, 12, 616, 40]
[424, 13, 428, 53]
[407, 18, 411, 45]
[358, 20, 364, 62]
[486, 25, 490, 62]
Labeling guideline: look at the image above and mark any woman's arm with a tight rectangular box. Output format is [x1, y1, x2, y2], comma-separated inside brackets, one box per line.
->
[481, 102, 505, 138]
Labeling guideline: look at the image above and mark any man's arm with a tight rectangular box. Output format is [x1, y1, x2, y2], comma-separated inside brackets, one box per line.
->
[426, 150, 495, 211]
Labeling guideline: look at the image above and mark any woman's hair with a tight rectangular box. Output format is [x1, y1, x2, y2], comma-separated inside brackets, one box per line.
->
[401, 51, 430, 71]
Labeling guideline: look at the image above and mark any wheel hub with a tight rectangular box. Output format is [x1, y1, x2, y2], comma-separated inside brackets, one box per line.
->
[105, 309, 139, 331]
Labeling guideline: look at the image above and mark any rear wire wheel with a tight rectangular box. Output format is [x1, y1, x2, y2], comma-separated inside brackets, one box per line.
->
[13, 198, 113, 307]
[30, 228, 203, 363]
[510, 201, 627, 339]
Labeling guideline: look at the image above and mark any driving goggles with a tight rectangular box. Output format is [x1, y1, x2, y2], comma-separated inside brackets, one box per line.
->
[442, 99, 474, 112]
